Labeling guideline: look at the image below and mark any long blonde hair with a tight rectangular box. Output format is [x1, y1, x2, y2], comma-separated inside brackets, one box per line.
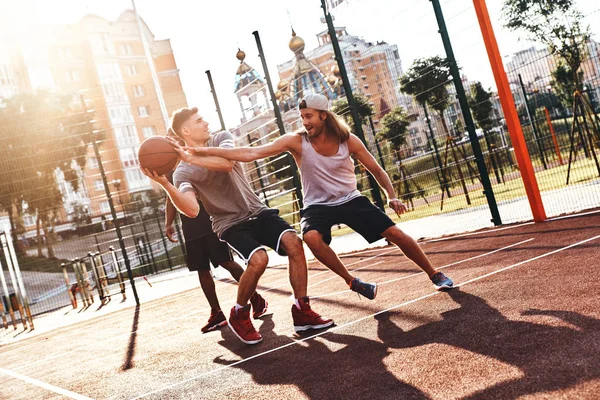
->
[296, 110, 351, 143]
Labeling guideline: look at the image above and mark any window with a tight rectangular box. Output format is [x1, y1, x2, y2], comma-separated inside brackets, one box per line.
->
[96, 62, 122, 83]
[65, 70, 80, 82]
[99, 201, 110, 213]
[115, 125, 139, 147]
[102, 83, 127, 103]
[138, 105, 150, 117]
[125, 168, 151, 190]
[142, 126, 156, 138]
[0, 64, 16, 85]
[133, 84, 145, 97]
[108, 106, 134, 125]
[120, 44, 133, 55]
[59, 47, 73, 59]
[94, 180, 104, 191]
[88, 157, 98, 169]
[127, 64, 139, 76]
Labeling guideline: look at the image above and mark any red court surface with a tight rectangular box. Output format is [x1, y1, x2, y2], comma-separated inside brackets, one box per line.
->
[1, 210, 599, 399]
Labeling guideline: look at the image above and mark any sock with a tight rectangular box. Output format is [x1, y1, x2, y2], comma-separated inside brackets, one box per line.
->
[294, 299, 301, 310]
[235, 303, 245, 311]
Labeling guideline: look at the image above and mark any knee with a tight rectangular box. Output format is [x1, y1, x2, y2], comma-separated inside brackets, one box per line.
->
[248, 249, 268, 273]
[303, 230, 325, 250]
[281, 232, 304, 258]
[382, 226, 407, 244]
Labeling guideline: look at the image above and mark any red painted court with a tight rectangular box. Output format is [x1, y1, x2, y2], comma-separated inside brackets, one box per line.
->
[1, 210, 599, 399]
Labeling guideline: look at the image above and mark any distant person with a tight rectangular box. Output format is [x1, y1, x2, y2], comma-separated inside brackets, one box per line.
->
[165, 169, 267, 334]
[142, 107, 332, 345]
[188, 93, 454, 296]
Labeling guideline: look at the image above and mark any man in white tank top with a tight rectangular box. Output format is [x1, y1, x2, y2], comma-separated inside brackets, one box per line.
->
[190, 94, 454, 296]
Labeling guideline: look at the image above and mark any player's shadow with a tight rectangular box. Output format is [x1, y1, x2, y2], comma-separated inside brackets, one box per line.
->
[376, 288, 600, 399]
[215, 315, 429, 399]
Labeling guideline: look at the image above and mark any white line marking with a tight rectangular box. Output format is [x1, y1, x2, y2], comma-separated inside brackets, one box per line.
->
[424, 222, 535, 242]
[0, 367, 93, 400]
[456, 234, 600, 288]
[310, 239, 534, 299]
[378, 238, 535, 285]
[547, 209, 600, 221]
[135, 233, 600, 400]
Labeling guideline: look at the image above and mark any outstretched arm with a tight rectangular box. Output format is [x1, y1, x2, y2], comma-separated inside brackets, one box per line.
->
[348, 135, 407, 217]
[140, 167, 200, 218]
[184, 134, 299, 162]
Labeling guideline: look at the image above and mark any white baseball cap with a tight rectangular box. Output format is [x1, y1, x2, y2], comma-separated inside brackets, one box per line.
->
[299, 93, 330, 111]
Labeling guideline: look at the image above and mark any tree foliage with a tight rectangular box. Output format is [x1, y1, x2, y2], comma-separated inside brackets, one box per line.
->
[400, 56, 453, 135]
[503, 0, 590, 90]
[377, 106, 409, 158]
[469, 82, 494, 132]
[331, 94, 374, 131]
[0, 91, 91, 256]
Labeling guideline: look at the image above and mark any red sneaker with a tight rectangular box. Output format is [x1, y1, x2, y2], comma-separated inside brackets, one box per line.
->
[201, 309, 227, 333]
[228, 305, 263, 345]
[250, 292, 268, 319]
[292, 297, 334, 333]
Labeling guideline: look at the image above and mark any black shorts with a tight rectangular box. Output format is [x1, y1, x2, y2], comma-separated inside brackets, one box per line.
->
[220, 209, 296, 264]
[301, 196, 395, 245]
[185, 233, 233, 271]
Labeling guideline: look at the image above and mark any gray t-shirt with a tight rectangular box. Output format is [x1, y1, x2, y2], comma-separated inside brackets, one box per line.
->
[173, 131, 267, 237]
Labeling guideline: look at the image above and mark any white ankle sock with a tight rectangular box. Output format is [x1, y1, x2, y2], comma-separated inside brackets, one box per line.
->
[294, 299, 301, 309]
[235, 303, 245, 311]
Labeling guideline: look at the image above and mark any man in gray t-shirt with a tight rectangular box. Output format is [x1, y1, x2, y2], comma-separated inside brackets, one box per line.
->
[141, 107, 333, 345]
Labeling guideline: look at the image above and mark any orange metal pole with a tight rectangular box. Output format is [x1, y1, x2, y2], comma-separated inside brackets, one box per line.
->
[472, 0, 546, 222]
[544, 107, 563, 165]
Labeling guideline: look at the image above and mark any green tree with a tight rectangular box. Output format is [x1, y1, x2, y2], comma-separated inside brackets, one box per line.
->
[377, 106, 409, 161]
[0, 92, 91, 257]
[331, 94, 374, 132]
[400, 56, 453, 137]
[551, 63, 585, 110]
[469, 82, 494, 132]
[503, 0, 590, 104]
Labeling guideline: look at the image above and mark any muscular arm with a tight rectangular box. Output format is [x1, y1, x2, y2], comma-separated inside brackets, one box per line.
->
[189, 134, 300, 162]
[140, 168, 200, 218]
[165, 197, 176, 227]
[348, 135, 397, 201]
[179, 154, 235, 172]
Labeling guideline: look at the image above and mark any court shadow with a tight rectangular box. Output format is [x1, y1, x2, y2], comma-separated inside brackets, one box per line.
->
[215, 315, 429, 399]
[376, 289, 600, 399]
[120, 304, 140, 371]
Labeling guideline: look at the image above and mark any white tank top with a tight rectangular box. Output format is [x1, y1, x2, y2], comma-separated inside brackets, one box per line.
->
[300, 136, 361, 208]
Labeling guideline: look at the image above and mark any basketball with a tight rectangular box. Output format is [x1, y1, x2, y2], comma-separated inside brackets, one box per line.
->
[138, 136, 179, 176]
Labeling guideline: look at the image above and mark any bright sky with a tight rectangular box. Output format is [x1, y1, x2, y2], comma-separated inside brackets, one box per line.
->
[2, 0, 599, 130]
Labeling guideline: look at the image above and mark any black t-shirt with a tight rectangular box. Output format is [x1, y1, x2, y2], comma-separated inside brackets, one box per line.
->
[166, 171, 213, 240]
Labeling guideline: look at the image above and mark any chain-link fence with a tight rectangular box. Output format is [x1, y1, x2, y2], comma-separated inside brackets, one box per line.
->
[1, 0, 599, 327]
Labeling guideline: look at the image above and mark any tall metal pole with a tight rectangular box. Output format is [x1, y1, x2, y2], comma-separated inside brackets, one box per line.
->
[131, 0, 170, 130]
[253, 30, 304, 209]
[430, 0, 501, 225]
[80, 96, 139, 305]
[205, 70, 226, 131]
[320, 0, 386, 211]
[472, 0, 546, 222]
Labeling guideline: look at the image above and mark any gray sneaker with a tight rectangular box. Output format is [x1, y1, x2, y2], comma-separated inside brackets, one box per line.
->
[431, 272, 454, 291]
[350, 278, 377, 300]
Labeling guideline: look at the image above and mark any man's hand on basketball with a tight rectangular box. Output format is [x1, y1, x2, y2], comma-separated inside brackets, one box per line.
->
[388, 198, 407, 217]
[165, 225, 178, 243]
[169, 141, 195, 163]
[140, 167, 169, 186]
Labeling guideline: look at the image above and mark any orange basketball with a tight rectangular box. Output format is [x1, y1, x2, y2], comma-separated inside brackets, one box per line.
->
[138, 136, 179, 176]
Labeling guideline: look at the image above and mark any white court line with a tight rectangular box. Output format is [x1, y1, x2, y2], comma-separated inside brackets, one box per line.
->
[0, 367, 92, 400]
[4, 246, 399, 372]
[547, 209, 600, 221]
[134, 233, 600, 400]
[424, 222, 535, 243]
[310, 239, 534, 300]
